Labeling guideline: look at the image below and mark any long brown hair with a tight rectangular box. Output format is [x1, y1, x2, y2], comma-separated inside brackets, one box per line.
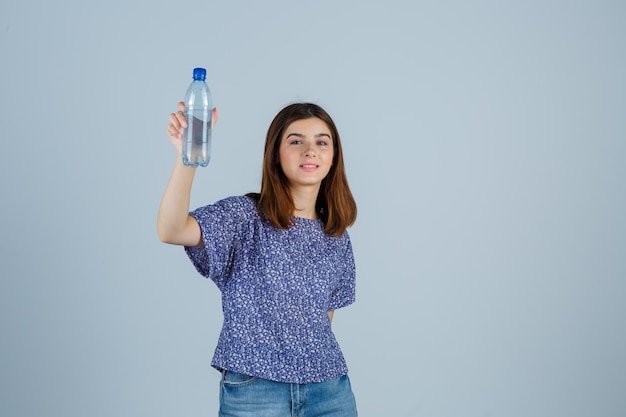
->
[247, 103, 357, 236]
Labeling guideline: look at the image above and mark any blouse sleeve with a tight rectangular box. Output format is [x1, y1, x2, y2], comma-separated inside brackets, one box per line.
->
[328, 233, 356, 311]
[184, 197, 249, 289]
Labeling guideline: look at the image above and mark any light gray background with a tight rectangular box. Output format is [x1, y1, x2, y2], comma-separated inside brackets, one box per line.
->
[1, 1, 624, 416]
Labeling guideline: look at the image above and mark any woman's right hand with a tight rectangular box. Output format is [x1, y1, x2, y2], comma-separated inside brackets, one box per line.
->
[167, 101, 188, 156]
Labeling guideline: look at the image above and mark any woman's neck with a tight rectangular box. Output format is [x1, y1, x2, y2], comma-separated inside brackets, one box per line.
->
[290, 185, 321, 219]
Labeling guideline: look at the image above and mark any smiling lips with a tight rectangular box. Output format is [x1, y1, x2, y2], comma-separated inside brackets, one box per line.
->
[300, 163, 319, 172]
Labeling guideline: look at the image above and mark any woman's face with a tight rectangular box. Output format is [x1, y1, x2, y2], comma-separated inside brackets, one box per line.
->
[278, 117, 334, 191]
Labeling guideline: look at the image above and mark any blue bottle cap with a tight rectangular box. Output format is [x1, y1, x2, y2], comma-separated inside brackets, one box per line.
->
[192, 67, 206, 81]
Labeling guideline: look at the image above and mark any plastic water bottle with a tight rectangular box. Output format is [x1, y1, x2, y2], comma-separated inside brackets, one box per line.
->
[182, 68, 212, 167]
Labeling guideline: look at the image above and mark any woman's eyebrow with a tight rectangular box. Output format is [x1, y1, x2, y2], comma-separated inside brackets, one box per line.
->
[286, 132, 305, 139]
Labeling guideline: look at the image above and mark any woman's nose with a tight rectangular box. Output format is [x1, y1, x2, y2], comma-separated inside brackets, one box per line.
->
[304, 145, 317, 157]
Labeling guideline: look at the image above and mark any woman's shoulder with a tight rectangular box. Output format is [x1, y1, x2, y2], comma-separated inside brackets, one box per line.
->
[206, 195, 258, 216]
[216, 194, 257, 207]
[190, 195, 261, 234]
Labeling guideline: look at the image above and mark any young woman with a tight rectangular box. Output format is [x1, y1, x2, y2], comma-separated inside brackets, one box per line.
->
[158, 101, 358, 417]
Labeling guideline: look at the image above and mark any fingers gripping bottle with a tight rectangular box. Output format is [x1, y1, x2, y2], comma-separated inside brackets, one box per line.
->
[182, 68, 212, 167]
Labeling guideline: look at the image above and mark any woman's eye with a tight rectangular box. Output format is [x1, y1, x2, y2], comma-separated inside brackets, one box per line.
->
[290, 140, 302, 145]
[317, 140, 328, 146]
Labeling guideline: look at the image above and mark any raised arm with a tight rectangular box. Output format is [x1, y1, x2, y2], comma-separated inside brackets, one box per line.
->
[157, 102, 217, 247]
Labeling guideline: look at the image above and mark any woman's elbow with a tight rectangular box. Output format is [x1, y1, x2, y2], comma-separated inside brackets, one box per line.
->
[157, 225, 177, 244]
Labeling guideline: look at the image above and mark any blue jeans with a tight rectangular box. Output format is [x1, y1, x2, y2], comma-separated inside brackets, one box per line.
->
[219, 370, 358, 417]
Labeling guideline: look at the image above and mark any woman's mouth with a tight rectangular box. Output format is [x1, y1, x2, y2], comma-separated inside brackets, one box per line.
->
[300, 164, 319, 172]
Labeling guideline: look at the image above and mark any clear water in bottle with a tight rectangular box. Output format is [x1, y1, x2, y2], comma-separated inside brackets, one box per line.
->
[182, 68, 212, 167]
[182, 110, 212, 167]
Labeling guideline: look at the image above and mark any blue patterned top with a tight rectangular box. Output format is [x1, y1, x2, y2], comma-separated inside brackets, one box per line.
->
[184, 196, 356, 383]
